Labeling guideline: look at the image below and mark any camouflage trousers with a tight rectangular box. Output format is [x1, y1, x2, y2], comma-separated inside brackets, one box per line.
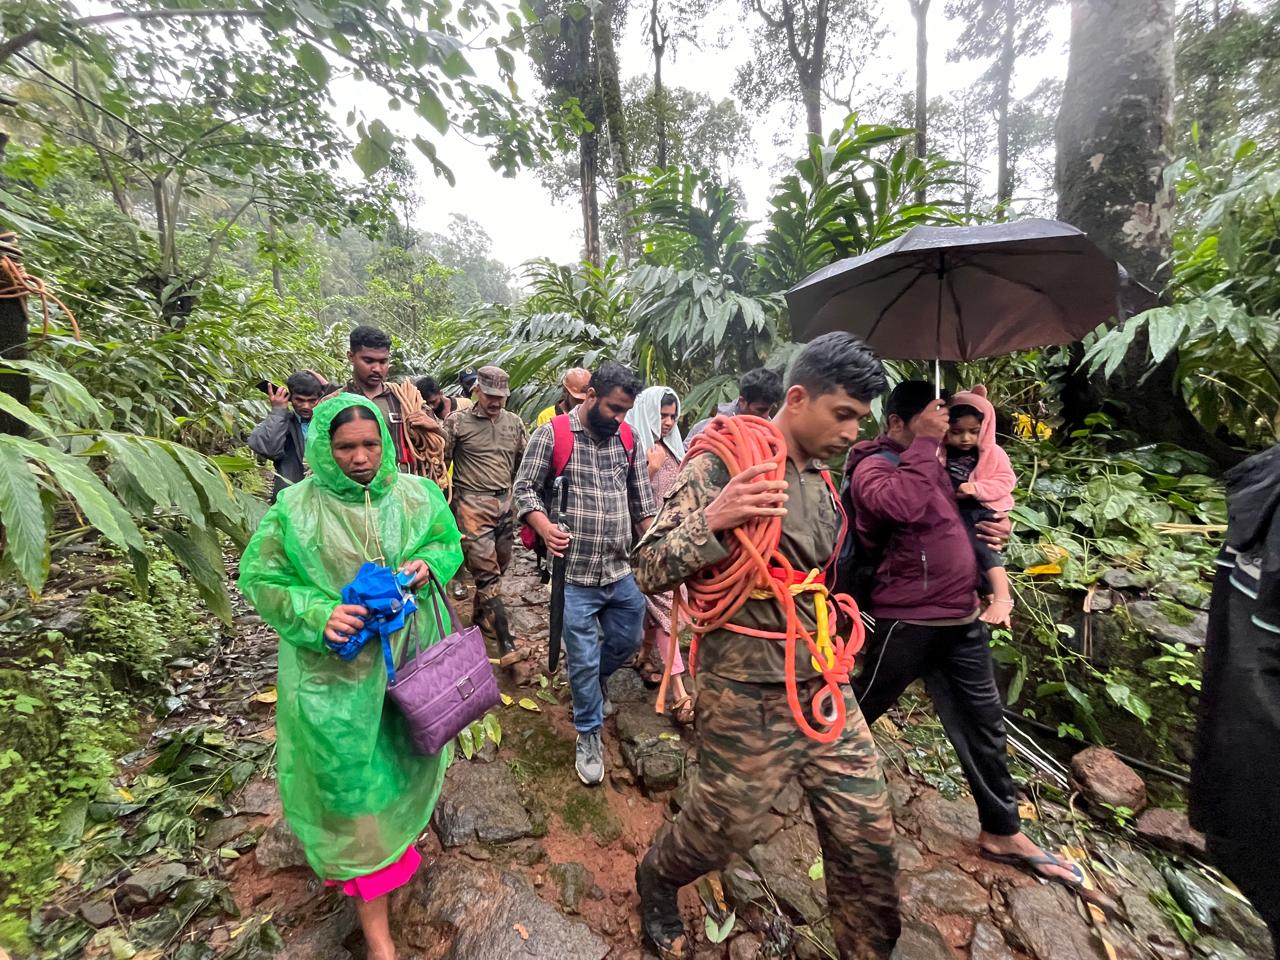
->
[647, 673, 900, 959]
[452, 491, 514, 645]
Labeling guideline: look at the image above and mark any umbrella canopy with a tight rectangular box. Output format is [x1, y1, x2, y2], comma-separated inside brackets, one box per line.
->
[785, 218, 1125, 361]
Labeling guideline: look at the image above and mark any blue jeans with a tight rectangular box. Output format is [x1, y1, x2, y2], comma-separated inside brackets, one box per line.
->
[563, 575, 646, 734]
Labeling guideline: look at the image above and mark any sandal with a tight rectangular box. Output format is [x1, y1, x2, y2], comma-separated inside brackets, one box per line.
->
[670, 695, 695, 726]
[980, 847, 1084, 889]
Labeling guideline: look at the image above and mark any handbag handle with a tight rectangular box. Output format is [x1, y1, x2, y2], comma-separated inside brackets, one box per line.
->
[398, 564, 460, 668]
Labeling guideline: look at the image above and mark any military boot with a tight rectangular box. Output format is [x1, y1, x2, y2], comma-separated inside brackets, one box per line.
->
[635, 854, 688, 959]
[489, 598, 523, 667]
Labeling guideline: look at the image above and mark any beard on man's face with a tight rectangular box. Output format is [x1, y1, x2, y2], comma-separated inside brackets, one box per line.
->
[586, 403, 620, 436]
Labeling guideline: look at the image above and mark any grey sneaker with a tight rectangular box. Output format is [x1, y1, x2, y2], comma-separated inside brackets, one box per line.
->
[575, 730, 605, 786]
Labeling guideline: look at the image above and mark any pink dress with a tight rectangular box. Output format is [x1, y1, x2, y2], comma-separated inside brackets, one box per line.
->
[647, 444, 685, 676]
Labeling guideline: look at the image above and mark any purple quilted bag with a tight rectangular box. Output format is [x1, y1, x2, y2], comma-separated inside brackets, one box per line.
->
[386, 567, 500, 755]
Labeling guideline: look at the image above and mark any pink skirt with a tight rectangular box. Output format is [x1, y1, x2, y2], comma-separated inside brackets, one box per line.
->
[323, 844, 421, 902]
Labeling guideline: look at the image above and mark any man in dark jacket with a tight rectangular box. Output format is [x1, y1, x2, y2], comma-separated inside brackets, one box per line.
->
[247, 371, 323, 503]
[849, 380, 1081, 887]
[1191, 442, 1280, 956]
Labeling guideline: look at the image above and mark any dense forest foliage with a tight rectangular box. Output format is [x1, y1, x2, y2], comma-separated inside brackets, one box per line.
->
[1, 0, 1279, 953]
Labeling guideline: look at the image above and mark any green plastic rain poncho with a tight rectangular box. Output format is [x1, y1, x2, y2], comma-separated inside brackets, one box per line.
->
[237, 393, 462, 881]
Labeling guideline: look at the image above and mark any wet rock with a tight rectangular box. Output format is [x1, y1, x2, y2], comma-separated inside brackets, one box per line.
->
[234, 776, 281, 816]
[118, 862, 189, 906]
[512, 840, 547, 866]
[44, 607, 85, 636]
[1164, 868, 1274, 958]
[1135, 808, 1206, 858]
[506, 603, 548, 639]
[1191, 936, 1249, 960]
[732, 824, 825, 928]
[902, 866, 989, 917]
[278, 902, 358, 960]
[1087, 590, 1115, 612]
[606, 667, 650, 705]
[77, 899, 116, 928]
[894, 836, 925, 872]
[549, 861, 594, 914]
[913, 791, 980, 857]
[1102, 568, 1150, 591]
[433, 759, 533, 848]
[1071, 747, 1148, 814]
[390, 858, 608, 960]
[255, 818, 309, 872]
[729, 932, 764, 960]
[771, 780, 804, 817]
[1106, 845, 1166, 891]
[970, 920, 1014, 960]
[1127, 600, 1209, 649]
[891, 918, 955, 960]
[794, 921, 837, 960]
[1120, 889, 1189, 960]
[199, 815, 256, 850]
[614, 703, 687, 795]
[1007, 884, 1104, 960]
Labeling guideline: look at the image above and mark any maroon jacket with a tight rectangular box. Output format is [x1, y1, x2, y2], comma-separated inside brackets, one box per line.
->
[847, 434, 980, 621]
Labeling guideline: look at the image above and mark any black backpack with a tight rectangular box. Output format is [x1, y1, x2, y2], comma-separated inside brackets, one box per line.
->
[834, 449, 900, 608]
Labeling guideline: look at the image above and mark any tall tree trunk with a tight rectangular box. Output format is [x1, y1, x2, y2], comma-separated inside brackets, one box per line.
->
[910, 0, 930, 204]
[593, 0, 634, 262]
[0, 135, 31, 438]
[995, 0, 1016, 213]
[650, 0, 669, 169]
[802, 77, 822, 138]
[266, 215, 284, 296]
[1057, 0, 1239, 466]
[579, 130, 602, 267]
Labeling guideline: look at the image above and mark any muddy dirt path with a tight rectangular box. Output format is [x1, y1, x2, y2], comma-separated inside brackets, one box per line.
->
[33, 552, 1269, 960]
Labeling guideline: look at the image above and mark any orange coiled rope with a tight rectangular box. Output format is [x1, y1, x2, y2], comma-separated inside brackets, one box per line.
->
[656, 414, 866, 743]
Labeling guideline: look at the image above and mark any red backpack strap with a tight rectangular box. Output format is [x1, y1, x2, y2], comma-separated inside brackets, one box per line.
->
[550, 414, 575, 477]
[819, 468, 849, 581]
[617, 421, 635, 461]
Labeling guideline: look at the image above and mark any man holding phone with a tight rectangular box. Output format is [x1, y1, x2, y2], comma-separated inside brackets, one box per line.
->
[248, 371, 325, 502]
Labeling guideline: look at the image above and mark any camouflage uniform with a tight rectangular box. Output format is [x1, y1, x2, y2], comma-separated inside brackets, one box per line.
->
[444, 395, 527, 651]
[633, 453, 900, 960]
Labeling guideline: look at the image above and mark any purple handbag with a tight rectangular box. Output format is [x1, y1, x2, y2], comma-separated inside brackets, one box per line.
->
[386, 567, 500, 755]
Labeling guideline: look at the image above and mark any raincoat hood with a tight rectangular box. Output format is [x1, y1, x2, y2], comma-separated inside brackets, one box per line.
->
[626, 385, 686, 462]
[949, 384, 998, 457]
[305, 393, 398, 503]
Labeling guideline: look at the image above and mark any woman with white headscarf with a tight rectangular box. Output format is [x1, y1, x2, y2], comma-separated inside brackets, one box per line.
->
[626, 386, 693, 724]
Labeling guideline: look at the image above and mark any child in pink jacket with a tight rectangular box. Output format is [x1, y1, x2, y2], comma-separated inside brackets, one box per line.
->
[946, 386, 1017, 628]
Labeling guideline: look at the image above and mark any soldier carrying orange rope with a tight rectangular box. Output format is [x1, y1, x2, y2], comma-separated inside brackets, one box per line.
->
[631, 333, 900, 960]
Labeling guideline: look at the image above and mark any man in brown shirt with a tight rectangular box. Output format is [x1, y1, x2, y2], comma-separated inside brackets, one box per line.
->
[632, 333, 900, 960]
[444, 365, 527, 665]
[342, 325, 441, 474]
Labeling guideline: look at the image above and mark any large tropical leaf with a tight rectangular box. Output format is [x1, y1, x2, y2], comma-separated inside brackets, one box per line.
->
[0, 441, 51, 593]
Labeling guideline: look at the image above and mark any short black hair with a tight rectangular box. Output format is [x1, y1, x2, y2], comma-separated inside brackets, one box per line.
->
[590, 361, 643, 399]
[416, 376, 440, 397]
[885, 380, 949, 423]
[661, 390, 678, 408]
[949, 403, 984, 423]
[349, 325, 391, 352]
[328, 403, 382, 437]
[787, 333, 887, 403]
[739, 367, 784, 406]
[285, 371, 323, 397]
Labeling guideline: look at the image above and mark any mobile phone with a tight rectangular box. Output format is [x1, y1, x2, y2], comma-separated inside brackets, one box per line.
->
[255, 380, 279, 395]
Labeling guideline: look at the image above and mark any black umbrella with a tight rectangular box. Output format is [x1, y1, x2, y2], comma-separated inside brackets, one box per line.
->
[785, 219, 1132, 382]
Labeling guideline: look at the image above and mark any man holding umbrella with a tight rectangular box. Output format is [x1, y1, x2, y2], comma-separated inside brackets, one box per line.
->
[848, 381, 1083, 888]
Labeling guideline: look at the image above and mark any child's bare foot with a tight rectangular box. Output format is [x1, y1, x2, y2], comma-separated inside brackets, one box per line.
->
[980, 599, 1013, 629]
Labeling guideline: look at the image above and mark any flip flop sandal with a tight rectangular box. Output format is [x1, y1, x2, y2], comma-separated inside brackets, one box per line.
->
[980, 848, 1085, 889]
[671, 695, 695, 726]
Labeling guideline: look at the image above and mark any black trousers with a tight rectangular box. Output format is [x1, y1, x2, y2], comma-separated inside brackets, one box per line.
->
[852, 619, 1021, 836]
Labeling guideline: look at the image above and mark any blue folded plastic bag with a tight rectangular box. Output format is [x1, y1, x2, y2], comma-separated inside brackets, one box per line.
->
[326, 561, 418, 682]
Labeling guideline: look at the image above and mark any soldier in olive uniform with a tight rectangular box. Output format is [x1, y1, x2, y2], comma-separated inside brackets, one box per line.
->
[444, 365, 527, 665]
[632, 333, 900, 960]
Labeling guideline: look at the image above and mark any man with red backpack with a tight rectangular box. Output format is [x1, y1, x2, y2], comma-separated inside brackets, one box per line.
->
[514, 362, 657, 786]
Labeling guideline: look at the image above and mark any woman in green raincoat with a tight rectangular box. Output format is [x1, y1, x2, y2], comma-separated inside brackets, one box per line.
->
[238, 393, 462, 960]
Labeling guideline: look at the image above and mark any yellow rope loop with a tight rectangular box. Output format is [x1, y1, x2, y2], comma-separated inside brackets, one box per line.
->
[0, 233, 82, 341]
[749, 568, 837, 672]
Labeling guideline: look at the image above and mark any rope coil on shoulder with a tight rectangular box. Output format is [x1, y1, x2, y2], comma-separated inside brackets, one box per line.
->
[0, 231, 81, 342]
[656, 414, 866, 743]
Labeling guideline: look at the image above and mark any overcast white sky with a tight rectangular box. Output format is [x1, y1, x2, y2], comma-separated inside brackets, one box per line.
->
[361, 1, 1072, 268]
